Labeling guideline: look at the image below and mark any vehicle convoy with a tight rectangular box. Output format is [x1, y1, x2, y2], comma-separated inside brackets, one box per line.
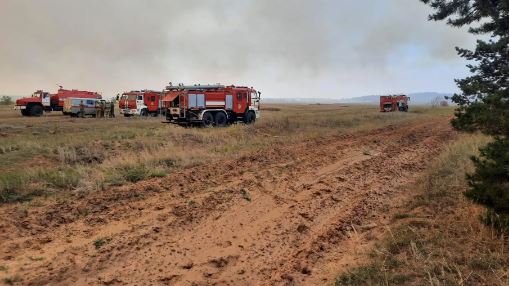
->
[63, 98, 103, 117]
[162, 84, 261, 126]
[119, 90, 163, 117]
[380, 95, 410, 112]
[14, 87, 102, 116]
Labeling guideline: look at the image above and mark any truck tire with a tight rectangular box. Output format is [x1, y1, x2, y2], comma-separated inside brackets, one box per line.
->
[244, 111, 256, 124]
[214, 112, 227, 127]
[20, 109, 29, 116]
[202, 112, 214, 127]
[141, 109, 148, 117]
[30, 105, 43, 117]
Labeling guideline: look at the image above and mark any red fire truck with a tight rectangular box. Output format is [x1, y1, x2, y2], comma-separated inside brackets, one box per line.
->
[380, 95, 410, 112]
[15, 88, 102, 116]
[162, 84, 261, 126]
[119, 90, 163, 117]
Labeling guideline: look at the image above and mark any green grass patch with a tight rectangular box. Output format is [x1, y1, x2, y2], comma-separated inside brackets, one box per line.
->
[393, 213, 411, 219]
[28, 256, 44, 261]
[240, 189, 252, 202]
[93, 237, 109, 249]
[335, 265, 384, 286]
[3, 275, 22, 285]
[0, 167, 81, 203]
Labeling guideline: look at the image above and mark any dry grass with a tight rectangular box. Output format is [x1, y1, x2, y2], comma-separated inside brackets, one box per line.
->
[0, 104, 452, 203]
[335, 134, 509, 286]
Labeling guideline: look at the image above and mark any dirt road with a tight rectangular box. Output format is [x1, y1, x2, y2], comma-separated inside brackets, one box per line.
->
[0, 117, 456, 285]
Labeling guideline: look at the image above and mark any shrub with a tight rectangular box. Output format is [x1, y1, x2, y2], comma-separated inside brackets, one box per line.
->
[0, 96, 13, 106]
[466, 137, 509, 233]
[0, 173, 31, 203]
[38, 167, 81, 189]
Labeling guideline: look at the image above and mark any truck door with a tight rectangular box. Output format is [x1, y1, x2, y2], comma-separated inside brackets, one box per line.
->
[137, 95, 144, 111]
[148, 95, 157, 112]
[42, 93, 50, 108]
[234, 91, 248, 114]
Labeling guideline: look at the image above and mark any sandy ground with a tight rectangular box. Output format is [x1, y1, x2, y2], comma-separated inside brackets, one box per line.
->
[0, 117, 456, 286]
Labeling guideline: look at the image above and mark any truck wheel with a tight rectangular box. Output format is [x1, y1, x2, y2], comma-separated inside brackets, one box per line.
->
[244, 111, 256, 124]
[214, 112, 227, 127]
[202, 112, 214, 127]
[20, 109, 29, 116]
[30, 105, 43, 117]
[141, 109, 148, 117]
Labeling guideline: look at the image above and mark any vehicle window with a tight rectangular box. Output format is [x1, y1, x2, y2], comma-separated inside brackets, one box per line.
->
[87, 100, 94, 105]
[242, 93, 247, 100]
[151, 96, 156, 102]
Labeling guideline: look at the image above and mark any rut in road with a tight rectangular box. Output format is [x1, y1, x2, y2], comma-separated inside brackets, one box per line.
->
[0, 117, 456, 286]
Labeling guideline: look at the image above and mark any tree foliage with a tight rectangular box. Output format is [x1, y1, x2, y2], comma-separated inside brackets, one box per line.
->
[0, 96, 13, 105]
[421, 0, 509, 225]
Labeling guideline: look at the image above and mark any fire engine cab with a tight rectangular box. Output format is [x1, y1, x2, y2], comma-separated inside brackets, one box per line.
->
[162, 84, 261, 126]
[380, 95, 410, 112]
[119, 90, 163, 117]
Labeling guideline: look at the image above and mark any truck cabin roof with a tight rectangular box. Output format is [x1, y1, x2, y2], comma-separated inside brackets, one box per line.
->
[164, 84, 253, 92]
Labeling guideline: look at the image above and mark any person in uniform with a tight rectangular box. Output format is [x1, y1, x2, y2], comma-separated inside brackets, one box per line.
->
[100, 101, 106, 118]
[110, 99, 115, 118]
[95, 101, 100, 118]
[79, 100, 85, 118]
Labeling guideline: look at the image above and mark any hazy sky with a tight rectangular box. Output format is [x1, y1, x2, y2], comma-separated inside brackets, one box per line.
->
[0, 0, 475, 99]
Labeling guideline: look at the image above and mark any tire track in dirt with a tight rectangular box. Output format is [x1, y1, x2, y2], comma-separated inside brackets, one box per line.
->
[0, 117, 456, 285]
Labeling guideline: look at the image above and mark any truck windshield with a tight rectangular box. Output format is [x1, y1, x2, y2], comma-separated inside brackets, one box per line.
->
[121, 94, 137, 100]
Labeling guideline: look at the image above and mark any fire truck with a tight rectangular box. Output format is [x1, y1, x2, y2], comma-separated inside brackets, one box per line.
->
[119, 90, 163, 117]
[380, 95, 410, 112]
[14, 88, 102, 116]
[162, 84, 261, 126]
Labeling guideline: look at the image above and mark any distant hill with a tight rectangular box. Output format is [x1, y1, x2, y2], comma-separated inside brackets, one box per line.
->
[263, 92, 454, 105]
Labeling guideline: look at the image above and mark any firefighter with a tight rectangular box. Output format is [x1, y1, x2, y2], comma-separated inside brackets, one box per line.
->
[104, 101, 110, 118]
[95, 101, 101, 118]
[109, 99, 115, 118]
[100, 101, 106, 118]
[79, 100, 85, 118]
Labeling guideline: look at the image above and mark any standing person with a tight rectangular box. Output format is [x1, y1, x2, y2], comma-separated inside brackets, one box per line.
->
[94, 101, 100, 118]
[79, 100, 85, 118]
[104, 101, 110, 118]
[100, 101, 106, 118]
[109, 99, 115, 118]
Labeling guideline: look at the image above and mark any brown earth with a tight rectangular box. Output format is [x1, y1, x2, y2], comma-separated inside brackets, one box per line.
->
[0, 117, 457, 286]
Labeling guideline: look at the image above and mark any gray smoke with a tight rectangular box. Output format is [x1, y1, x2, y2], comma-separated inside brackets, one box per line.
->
[0, 0, 474, 98]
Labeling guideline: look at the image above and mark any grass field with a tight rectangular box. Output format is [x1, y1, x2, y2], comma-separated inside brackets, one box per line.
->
[1, 104, 508, 285]
[0, 104, 451, 204]
[335, 134, 509, 285]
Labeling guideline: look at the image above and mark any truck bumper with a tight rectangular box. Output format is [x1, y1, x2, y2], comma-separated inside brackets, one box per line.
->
[121, 109, 138, 115]
[13, 105, 26, 110]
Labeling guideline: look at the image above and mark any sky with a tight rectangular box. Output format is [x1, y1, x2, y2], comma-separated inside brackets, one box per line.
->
[0, 0, 476, 99]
